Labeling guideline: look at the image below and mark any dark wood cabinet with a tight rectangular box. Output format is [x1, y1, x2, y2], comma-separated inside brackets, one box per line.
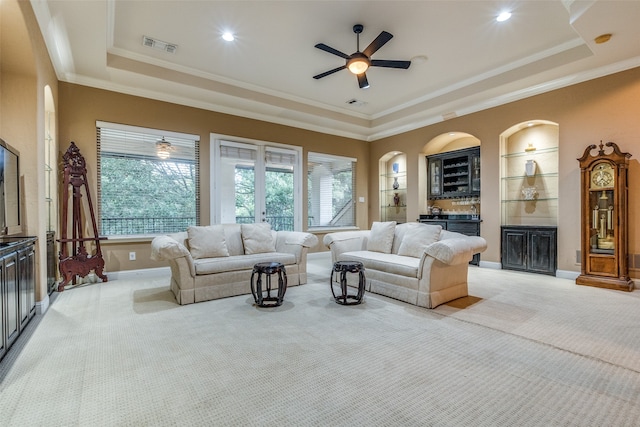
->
[0, 237, 37, 362]
[18, 245, 36, 330]
[47, 231, 57, 295]
[501, 226, 557, 275]
[427, 147, 480, 200]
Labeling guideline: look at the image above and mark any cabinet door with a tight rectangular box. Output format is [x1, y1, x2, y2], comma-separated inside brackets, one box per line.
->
[470, 152, 481, 193]
[501, 228, 528, 271]
[47, 232, 57, 295]
[0, 260, 5, 360]
[528, 229, 557, 275]
[4, 252, 19, 349]
[18, 246, 36, 329]
[427, 157, 442, 197]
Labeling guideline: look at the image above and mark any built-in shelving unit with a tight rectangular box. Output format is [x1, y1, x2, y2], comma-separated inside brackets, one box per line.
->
[500, 146, 558, 226]
[380, 153, 406, 223]
[500, 122, 559, 275]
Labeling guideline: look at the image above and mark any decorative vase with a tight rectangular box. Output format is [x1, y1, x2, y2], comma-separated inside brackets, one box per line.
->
[525, 159, 536, 177]
[392, 176, 399, 190]
[393, 193, 400, 207]
[392, 162, 399, 173]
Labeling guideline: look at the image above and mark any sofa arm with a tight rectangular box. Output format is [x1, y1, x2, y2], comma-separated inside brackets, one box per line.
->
[275, 231, 319, 263]
[150, 235, 195, 277]
[424, 236, 487, 265]
[151, 235, 190, 260]
[276, 231, 318, 249]
[323, 231, 369, 263]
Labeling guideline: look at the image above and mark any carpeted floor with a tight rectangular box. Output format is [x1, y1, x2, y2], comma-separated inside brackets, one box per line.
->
[1, 252, 639, 426]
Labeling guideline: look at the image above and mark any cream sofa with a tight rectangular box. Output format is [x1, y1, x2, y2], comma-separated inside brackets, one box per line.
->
[151, 223, 318, 305]
[323, 221, 487, 308]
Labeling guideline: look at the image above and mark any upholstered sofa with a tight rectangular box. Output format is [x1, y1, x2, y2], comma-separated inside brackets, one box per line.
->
[151, 223, 318, 305]
[323, 221, 487, 308]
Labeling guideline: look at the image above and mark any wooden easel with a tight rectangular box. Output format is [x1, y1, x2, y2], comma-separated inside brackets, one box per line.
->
[57, 142, 107, 291]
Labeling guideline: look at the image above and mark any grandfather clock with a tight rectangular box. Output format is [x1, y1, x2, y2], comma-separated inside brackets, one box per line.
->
[576, 141, 633, 291]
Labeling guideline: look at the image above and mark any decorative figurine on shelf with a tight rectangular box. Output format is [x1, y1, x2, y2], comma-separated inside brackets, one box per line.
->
[393, 193, 400, 207]
[392, 162, 399, 173]
[392, 176, 399, 190]
[521, 186, 538, 200]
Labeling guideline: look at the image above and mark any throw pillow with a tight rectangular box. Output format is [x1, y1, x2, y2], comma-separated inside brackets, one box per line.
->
[241, 223, 277, 254]
[187, 225, 230, 259]
[366, 221, 396, 253]
[397, 223, 442, 257]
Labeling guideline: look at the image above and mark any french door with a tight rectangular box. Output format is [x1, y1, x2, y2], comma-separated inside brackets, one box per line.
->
[212, 137, 301, 231]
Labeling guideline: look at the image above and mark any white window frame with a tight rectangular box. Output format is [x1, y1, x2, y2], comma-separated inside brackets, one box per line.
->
[210, 133, 303, 231]
[96, 121, 200, 238]
[307, 152, 357, 231]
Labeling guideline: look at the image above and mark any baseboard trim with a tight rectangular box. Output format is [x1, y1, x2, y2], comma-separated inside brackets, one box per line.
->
[556, 270, 580, 280]
[36, 295, 50, 315]
[108, 266, 170, 281]
[478, 261, 501, 270]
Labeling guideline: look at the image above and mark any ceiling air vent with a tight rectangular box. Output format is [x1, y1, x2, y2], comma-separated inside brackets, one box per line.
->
[142, 36, 178, 54]
[346, 99, 367, 107]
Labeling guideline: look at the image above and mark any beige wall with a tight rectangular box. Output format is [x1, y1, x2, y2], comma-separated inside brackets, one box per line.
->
[58, 83, 369, 272]
[370, 67, 640, 278]
[1, 0, 59, 307]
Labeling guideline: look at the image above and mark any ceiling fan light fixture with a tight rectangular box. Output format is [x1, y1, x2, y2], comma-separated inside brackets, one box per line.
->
[156, 138, 172, 159]
[348, 58, 369, 75]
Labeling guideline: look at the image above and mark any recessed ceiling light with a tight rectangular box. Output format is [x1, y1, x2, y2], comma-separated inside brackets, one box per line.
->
[222, 32, 235, 42]
[496, 11, 512, 22]
[594, 33, 612, 44]
[449, 133, 456, 136]
[411, 55, 428, 65]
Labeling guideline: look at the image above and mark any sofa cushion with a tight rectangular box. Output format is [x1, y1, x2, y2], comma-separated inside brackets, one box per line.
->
[397, 223, 442, 257]
[194, 252, 296, 275]
[222, 224, 245, 256]
[187, 225, 229, 259]
[241, 223, 276, 254]
[366, 221, 396, 253]
[337, 250, 420, 278]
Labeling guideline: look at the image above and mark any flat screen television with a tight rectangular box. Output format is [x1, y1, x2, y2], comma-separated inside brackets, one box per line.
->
[0, 138, 21, 236]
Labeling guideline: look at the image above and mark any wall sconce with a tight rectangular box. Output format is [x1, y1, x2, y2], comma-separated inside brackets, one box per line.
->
[156, 138, 172, 159]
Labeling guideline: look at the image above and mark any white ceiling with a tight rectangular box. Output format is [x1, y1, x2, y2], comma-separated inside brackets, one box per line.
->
[31, 0, 640, 141]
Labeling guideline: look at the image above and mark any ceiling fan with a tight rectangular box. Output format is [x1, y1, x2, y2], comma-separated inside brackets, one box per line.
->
[313, 24, 411, 89]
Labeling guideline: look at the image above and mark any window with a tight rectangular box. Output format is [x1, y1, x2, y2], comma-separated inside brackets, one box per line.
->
[212, 136, 302, 231]
[307, 152, 356, 228]
[97, 122, 199, 236]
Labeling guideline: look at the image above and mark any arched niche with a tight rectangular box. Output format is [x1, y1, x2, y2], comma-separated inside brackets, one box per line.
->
[379, 151, 407, 223]
[419, 132, 481, 216]
[499, 120, 559, 226]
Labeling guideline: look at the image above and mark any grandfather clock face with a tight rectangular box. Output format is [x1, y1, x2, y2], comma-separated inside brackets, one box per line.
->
[590, 162, 614, 189]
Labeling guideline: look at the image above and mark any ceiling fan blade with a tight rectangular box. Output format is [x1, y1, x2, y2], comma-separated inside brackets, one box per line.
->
[371, 59, 411, 69]
[314, 43, 351, 59]
[357, 73, 370, 89]
[313, 65, 346, 80]
[362, 31, 393, 57]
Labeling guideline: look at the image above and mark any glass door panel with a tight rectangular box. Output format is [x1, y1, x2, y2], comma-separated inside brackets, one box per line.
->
[214, 139, 300, 230]
[265, 148, 295, 231]
[218, 142, 258, 224]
